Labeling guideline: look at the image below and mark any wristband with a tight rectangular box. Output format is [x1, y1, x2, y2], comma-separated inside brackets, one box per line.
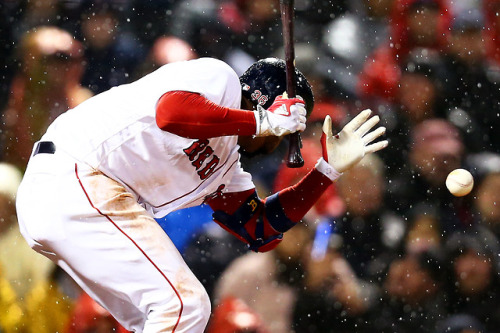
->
[315, 158, 342, 182]
[253, 106, 266, 136]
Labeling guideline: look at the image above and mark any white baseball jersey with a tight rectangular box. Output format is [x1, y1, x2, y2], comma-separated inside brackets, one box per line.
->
[42, 58, 254, 218]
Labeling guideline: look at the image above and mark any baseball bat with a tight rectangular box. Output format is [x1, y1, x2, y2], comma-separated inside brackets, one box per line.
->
[280, 0, 304, 168]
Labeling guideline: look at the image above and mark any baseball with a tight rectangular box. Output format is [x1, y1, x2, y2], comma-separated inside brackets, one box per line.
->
[446, 169, 474, 197]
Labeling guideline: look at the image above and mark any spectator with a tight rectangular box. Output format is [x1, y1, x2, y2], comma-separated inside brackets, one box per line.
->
[167, 0, 283, 74]
[0, 0, 22, 111]
[395, 48, 448, 123]
[23, 266, 80, 333]
[387, 118, 474, 236]
[443, 8, 500, 153]
[484, 0, 500, 67]
[0, 26, 90, 170]
[372, 248, 448, 332]
[295, 0, 349, 44]
[206, 296, 269, 333]
[442, 230, 500, 332]
[213, 222, 314, 333]
[14, 0, 61, 34]
[468, 152, 500, 238]
[357, 0, 451, 104]
[334, 154, 405, 281]
[408, 119, 464, 193]
[79, 1, 145, 93]
[289, 155, 402, 332]
[0, 164, 28, 332]
[378, 47, 449, 175]
[129, 0, 180, 48]
[324, 0, 394, 69]
[0, 273, 24, 332]
[435, 313, 486, 333]
[404, 212, 442, 255]
[65, 291, 129, 333]
[292, 247, 378, 333]
[132, 35, 198, 80]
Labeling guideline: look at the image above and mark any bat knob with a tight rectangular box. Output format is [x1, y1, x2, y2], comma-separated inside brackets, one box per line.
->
[286, 133, 304, 168]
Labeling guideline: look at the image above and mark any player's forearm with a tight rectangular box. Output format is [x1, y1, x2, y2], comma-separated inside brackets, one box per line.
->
[206, 159, 340, 252]
[156, 90, 256, 138]
[265, 158, 339, 229]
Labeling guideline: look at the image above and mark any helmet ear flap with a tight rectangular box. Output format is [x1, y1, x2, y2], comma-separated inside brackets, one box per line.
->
[240, 57, 314, 117]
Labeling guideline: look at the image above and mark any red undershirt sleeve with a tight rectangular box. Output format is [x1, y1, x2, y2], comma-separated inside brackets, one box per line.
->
[155, 90, 257, 139]
[270, 168, 333, 223]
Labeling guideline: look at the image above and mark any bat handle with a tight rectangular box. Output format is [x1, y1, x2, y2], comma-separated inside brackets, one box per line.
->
[286, 132, 304, 168]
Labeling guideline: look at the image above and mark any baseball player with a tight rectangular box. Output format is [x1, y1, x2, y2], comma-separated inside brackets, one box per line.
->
[16, 57, 387, 332]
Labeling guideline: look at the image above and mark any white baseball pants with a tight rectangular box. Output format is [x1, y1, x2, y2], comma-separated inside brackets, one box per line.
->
[16, 144, 211, 332]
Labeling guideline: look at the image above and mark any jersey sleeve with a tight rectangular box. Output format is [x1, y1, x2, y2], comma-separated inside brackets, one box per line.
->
[156, 91, 257, 139]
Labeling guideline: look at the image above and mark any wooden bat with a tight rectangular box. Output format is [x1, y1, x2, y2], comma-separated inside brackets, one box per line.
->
[280, 0, 304, 168]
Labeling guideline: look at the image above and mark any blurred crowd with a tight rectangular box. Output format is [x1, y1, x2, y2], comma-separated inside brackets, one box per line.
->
[0, 0, 499, 332]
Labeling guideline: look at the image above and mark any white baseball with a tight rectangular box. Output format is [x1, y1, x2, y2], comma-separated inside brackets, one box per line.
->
[446, 169, 474, 197]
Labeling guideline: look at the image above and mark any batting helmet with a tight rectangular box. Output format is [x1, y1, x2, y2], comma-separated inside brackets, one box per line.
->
[239, 58, 314, 117]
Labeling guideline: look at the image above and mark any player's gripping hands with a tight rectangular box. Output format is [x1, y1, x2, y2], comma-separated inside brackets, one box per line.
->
[320, 109, 388, 175]
[254, 95, 307, 137]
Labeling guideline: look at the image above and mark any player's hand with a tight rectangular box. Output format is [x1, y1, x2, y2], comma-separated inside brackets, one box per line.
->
[254, 95, 306, 137]
[321, 109, 388, 173]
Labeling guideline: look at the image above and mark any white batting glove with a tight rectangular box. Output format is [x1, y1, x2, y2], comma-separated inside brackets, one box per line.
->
[321, 109, 388, 174]
[254, 95, 307, 137]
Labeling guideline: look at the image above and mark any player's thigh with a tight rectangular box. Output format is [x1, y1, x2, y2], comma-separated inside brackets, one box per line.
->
[64, 166, 210, 327]
[19, 161, 209, 331]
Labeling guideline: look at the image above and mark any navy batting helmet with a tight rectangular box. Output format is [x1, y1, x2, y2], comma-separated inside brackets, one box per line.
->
[239, 58, 314, 117]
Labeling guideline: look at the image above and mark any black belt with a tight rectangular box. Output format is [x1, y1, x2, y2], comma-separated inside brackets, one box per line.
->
[33, 141, 56, 155]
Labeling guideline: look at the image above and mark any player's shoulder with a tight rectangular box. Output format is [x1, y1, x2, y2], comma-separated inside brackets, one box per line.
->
[191, 58, 241, 91]
[154, 57, 239, 82]
[196, 57, 233, 70]
[195, 57, 238, 78]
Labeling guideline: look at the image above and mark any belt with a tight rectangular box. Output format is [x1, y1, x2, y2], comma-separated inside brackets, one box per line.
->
[33, 141, 56, 155]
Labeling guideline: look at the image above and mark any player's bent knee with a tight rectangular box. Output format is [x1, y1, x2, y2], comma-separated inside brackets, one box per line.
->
[144, 283, 211, 332]
[182, 284, 212, 330]
[199, 288, 212, 326]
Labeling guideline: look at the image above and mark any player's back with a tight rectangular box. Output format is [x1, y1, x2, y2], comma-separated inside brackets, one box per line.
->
[37, 58, 246, 216]
[43, 57, 241, 164]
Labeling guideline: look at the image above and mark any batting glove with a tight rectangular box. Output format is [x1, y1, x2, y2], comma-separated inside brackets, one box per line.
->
[254, 95, 307, 137]
[321, 109, 388, 174]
